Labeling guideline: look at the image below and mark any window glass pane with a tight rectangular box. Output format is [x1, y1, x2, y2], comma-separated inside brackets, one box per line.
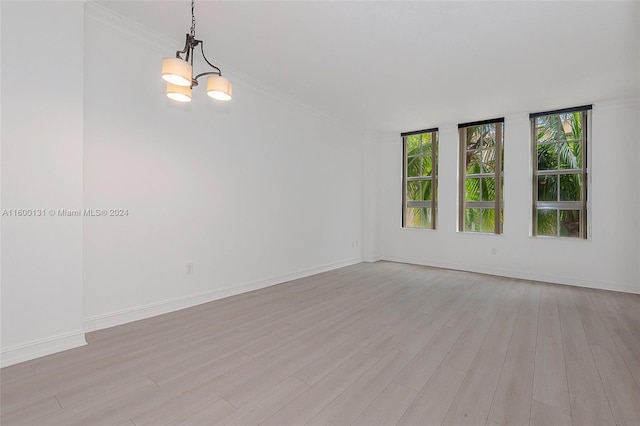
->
[536, 115, 565, 144]
[537, 209, 558, 236]
[537, 143, 558, 170]
[466, 124, 496, 149]
[465, 150, 482, 174]
[560, 174, 582, 201]
[481, 177, 495, 201]
[535, 126, 554, 144]
[559, 210, 581, 237]
[421, 137, 432, 156]
[406, 135, 421, 155]
[406, 207, 431, 229]
[482, 149, 496, 173]
[406, 181, 421, 201]
[481, 128, 496, 149]
[538, 175, 557, 201]
[407, 156, 421, 177]
[422, 180, 432, 201]
[481, 208, 495, 232]
[558, 141, 581, 169]
[464, 208, 482, 232]
[561, 112, 581, 141]
[421, 155, 433, 177]
[466, 178, 480, 201]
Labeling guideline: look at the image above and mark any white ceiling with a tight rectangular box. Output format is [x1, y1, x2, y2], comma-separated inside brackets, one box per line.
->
[98, 1, 640, 133]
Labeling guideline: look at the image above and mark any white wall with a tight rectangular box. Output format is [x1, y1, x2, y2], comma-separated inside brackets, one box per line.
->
[1, 1, 86, 366]
[375, 99, 640, 294]
[82, 5, 364, 329]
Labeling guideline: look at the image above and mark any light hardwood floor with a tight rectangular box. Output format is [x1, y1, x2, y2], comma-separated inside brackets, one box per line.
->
[1, 262, 639, 425]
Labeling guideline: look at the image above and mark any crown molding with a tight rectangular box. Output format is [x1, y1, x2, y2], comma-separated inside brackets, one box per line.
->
[593, 97, 640, 111]
[84, 1, 177, 54]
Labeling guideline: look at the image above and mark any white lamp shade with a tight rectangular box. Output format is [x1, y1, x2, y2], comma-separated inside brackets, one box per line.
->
[161, 57, 192, 87]
[166, 82, 192, 102]
[207, 75, 232, 101]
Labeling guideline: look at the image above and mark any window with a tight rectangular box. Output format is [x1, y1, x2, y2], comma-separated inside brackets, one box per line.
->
[458, 118, 504, 234]
[531, 105, 590, 238]
[402, 128, 438, 229]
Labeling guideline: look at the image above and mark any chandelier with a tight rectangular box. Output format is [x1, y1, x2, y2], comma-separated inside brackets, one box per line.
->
[161, 0, 232, 102]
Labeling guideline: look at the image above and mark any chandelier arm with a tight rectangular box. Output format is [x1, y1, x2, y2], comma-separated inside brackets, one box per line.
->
[174, 34, 192, 59]
[193, 71, 222, 81]
[199, 42, 222, 75]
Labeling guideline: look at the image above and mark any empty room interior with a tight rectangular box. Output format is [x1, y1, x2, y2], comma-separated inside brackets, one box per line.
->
[1, 1, 639, 425]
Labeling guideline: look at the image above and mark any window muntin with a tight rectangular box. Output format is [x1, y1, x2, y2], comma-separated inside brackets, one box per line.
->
[402, 129, 438, 229]
[458, 119, 504, 234]
[531, 106, 590, 238]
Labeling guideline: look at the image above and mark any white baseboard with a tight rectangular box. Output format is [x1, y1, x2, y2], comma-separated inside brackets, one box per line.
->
[363, 255, 382, 263]
[84, 257, 363, 333]
[1, 331, 87, 368]
[381, 256, 640, 295]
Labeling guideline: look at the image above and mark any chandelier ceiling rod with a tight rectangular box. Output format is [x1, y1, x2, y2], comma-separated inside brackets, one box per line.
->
[161, 0, 232, 103]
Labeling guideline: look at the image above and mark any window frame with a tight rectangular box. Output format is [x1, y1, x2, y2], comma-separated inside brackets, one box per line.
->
[402, 128, 439, 230]
[458, 118, 505, 234]
[530, 105, 591, 239]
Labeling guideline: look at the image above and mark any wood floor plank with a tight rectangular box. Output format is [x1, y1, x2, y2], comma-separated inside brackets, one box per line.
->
[54, 342, 212, 409]
[306, 349, 413, 425]
[396, 290, 465, 355]
[587, 289, 633, 332]
[147, 320, 292, 386]
[132, 392, 228, 426]
[351, 382, 417, 426]
[608, 328, 640, 389]
[532, 286, 571, 413]
[530, 399, 572, 426]
[0, 396, 61, 426]
[589, 344, 640, 426]
[557, 286, 616, 426]
[1, 352, 124, 413]
[397, 283, 510, 426]
[292, 338, 361, 386]
[262, 352, 379, 425]
[37, 377, 159, 426]
[536, 284, 563, 340]
[1, 262, 638, 426]
[532, 335, 571, 413]
[441, 284, 524, 426]
[215, 377, 308, 425]
[393, 289, 485, 392]
[220, 330, 351, 408]
[0, 362, 34, 384]
[487, 285, 539, 426]
[166, 397, 236, 426]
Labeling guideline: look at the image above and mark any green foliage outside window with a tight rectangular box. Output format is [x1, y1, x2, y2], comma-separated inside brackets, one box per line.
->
[535, 112, 584, 237]
[404, 132, 437, 229]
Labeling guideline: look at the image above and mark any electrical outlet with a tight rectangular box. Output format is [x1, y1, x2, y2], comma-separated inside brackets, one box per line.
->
[186, 263, 194, 275]
[491, 248, 497, 255]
